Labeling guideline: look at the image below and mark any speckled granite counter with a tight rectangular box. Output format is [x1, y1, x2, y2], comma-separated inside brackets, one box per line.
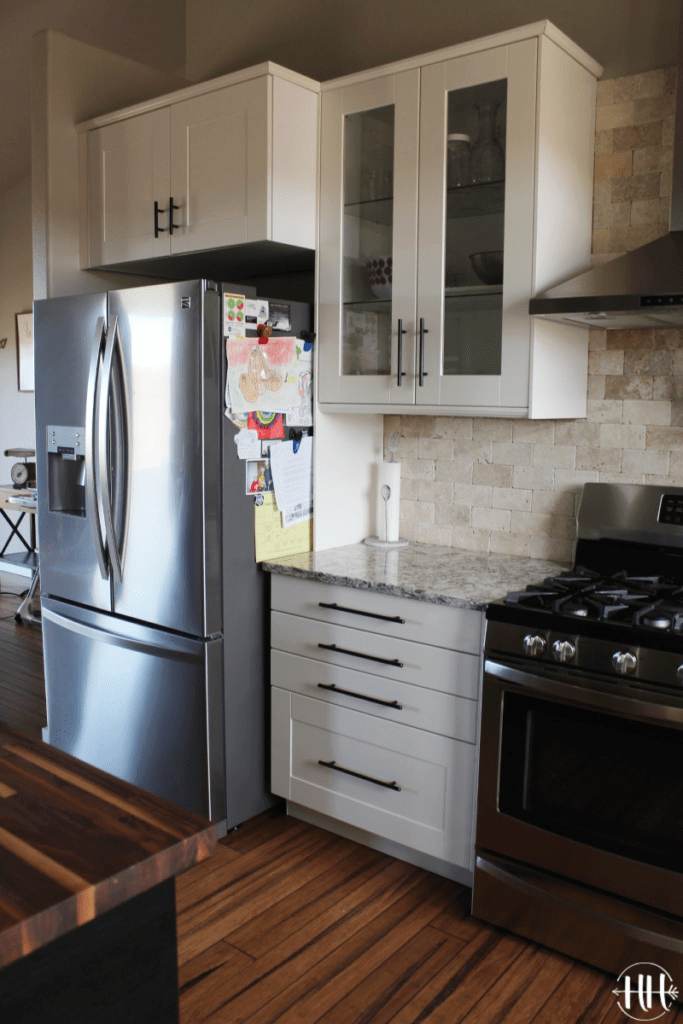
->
[262, 543, 569, 610]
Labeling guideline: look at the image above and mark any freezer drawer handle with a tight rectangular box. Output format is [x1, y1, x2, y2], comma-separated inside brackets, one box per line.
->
[318, 601, 405, 624]
[317, 682, 403, 709]
[318, 643, 403, 668]
[317, 759, 401, 791]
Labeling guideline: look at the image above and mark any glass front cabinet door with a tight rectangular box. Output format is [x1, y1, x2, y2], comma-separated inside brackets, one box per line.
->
[318, 71, 420, 407]
[318, 28, 600, 416]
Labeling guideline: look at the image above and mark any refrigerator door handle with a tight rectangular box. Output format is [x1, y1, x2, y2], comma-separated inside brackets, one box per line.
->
[85, 316, 109, 580]
[99, 316, 124, 583]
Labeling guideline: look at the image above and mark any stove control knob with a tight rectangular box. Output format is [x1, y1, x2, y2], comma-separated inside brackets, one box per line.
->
[523, 634, 546, 657]
[552, 639, 576, 663]
[612, 651, 637, 675]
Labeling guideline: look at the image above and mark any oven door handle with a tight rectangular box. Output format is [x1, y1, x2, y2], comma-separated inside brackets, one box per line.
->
[485, 658, 683, 728]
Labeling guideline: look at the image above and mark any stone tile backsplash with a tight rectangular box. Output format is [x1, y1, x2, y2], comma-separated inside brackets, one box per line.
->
[385, 65, 681, 562]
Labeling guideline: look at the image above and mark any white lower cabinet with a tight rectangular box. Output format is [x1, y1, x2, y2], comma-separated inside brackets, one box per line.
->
[270, 575, 484, 872]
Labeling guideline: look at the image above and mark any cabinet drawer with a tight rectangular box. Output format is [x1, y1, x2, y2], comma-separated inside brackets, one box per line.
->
[271, 611, 480, 699]
[271, 688, 475, 866]
[271, 650, 478, 743]
[271, 576, 483, 653]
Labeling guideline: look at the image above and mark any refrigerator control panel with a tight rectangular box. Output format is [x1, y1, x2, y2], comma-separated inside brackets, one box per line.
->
[47, 425, 85, 456]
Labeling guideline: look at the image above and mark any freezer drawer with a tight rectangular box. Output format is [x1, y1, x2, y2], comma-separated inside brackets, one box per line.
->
[41, 597, 225, 820]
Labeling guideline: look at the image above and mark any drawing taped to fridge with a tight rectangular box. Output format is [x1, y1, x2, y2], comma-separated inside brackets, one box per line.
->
[226, 337, 299, 414]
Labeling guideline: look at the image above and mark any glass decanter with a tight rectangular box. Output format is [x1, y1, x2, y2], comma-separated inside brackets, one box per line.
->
[470, 102, 504, 185]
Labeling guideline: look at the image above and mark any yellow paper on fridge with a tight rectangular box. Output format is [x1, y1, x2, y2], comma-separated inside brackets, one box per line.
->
[254, 493, 312, 562]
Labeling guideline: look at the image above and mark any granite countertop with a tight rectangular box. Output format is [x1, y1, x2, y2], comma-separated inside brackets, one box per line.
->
[262, 542, 569, 610]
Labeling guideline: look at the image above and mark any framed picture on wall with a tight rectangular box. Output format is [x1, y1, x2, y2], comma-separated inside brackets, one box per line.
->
[16, 312, 34, 392]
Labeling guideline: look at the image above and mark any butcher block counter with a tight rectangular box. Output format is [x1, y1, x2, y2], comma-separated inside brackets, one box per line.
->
[0, 722, 217, 1024]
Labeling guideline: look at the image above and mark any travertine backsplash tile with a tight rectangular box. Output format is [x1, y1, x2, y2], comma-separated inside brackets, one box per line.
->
[383, 64, 682, 561]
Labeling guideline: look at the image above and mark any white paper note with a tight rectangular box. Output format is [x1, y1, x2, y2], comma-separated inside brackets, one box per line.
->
[270, 436, 313, 527]
[234, 429, 262, 460]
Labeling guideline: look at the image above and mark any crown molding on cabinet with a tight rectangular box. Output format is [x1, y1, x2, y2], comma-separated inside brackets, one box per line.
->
[319, 20, 603, 91]
[75, 61, 320, 133]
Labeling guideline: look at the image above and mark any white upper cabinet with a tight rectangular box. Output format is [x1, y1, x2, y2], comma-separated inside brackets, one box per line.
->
[79, 64, 319, 269]
[318, 24, 602, 417]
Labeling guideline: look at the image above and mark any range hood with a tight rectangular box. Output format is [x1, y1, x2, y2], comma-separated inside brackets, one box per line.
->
[530, 12, 683, 329]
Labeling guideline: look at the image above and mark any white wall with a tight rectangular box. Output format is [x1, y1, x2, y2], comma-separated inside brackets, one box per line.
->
[0, 176, 37, 553]
[32, 30, 188, 300]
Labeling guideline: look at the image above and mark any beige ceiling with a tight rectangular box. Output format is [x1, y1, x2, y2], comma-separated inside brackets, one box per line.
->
[0, 0, 679, 200]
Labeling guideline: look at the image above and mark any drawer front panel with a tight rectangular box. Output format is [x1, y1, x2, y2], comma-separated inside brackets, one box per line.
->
[271, 575, 483, 653]
[271, 649, 478, 743]
[274, 689, 475, 864]
[271, 611, 480, 699]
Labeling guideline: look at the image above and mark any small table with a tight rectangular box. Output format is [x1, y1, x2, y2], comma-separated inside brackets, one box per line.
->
[0, 487, 40, 623]
[0, 722, 217, 1023]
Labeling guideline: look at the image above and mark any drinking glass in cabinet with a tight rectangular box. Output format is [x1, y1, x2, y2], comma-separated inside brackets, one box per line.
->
[342, 105, 395, 376]
[443, 80, 506, 377]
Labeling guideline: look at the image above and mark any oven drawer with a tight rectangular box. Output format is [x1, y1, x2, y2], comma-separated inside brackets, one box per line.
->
[271, 611, 480, 699]
[271, 649, 478, 743]
[271, 688, 476, 866]
[271, 575, 483, 653]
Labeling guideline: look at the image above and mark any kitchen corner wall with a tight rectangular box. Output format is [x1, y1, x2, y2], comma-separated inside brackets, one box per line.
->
[386, 64, 681, 563]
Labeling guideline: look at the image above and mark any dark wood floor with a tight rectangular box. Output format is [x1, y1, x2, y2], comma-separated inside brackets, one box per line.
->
[1, 576, 676, 1024]
[0, 572, 45, 740]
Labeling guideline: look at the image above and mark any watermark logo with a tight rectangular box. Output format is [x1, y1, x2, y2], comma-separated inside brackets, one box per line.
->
[613, 963, 678, 1021]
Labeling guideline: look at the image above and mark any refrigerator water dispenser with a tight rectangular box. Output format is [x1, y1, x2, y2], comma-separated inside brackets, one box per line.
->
[47, 425, 86, 516]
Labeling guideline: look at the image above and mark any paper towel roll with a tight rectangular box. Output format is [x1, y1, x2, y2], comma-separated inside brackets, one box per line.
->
[377, 462, 401, 542]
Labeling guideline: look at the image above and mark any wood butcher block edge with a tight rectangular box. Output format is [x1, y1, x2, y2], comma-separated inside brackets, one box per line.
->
[0, 722, 217, 970]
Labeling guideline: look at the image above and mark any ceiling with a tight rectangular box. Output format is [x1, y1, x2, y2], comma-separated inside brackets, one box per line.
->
[0, 0, 679, 200]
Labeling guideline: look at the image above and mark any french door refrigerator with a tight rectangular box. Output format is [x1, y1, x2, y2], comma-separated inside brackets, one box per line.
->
[33, 279, 299, 826]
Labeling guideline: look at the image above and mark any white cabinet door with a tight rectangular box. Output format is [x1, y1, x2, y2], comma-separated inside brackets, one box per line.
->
[417, 40, 537, 412]
[318, 71, 420, 407]
[170, 78, 269, 254]
[88, 109, 171, 265]
[272, 687, 476, 867]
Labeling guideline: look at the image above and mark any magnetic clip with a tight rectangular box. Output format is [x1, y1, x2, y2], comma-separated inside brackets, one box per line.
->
[300, 330, 316, 352]
[289, 427, 313, 454]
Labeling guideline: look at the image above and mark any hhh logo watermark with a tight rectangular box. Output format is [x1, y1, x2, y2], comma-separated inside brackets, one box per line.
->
[613, 964, 678, 1021]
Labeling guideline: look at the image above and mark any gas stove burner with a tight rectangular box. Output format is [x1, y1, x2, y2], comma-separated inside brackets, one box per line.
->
[633, 603, 683, 632]
[566, 606, 589, 617]
[642, 614, 672, 630]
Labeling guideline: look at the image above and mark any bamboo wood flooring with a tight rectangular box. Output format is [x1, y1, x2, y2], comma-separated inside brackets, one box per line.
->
[0, 572, 45, 740]
[177, 807, 683, 1024]
[1, 576, 680, 1023]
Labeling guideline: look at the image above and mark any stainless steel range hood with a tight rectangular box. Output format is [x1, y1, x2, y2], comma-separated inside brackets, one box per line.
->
[529, 12, 683, 329]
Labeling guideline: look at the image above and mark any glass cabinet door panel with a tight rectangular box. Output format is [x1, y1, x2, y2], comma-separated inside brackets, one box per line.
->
[342, 106, 395, 376]
[443, 80, 506, 376]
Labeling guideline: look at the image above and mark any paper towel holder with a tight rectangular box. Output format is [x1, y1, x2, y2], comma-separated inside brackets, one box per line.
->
[364, 479, 409, 548]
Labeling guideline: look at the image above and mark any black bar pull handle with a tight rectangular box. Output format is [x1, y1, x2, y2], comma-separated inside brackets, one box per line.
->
[318, 642, 403, 668]
[318, 759, 401, 791]
[317, 683, 403, 709]
[168, 197, 180, 235]
[318, 601, 405, 624]
[397, 319, 407, 386]
[154, 201, 166, 237]
[418, 318, 429, 387]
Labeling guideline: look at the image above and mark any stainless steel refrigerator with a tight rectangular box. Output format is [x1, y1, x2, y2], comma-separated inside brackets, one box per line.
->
[34, 279, 310, 826]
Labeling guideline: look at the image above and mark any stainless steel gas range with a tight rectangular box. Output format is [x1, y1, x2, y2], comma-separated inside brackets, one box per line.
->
[473, 482, 683, 979]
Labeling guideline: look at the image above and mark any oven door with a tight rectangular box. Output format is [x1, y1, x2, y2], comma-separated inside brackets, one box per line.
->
[476, 657, 683, 920]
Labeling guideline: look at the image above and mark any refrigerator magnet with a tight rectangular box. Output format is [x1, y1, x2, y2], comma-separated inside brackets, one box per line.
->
[223, 293, 245, 334]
